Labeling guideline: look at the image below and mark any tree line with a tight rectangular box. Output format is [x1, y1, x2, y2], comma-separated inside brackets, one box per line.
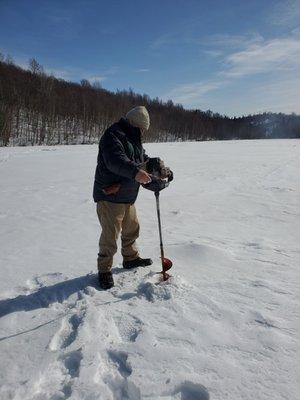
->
[0, 56, 299, 146]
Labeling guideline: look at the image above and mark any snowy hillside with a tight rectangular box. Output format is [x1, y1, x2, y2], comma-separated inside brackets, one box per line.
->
[0, 140, 299, 400]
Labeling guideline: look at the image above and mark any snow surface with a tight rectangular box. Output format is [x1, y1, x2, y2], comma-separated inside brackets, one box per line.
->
[0, 140, 299, 400]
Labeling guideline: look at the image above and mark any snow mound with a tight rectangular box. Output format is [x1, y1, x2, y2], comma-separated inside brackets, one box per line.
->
[136, 273, 192, 302]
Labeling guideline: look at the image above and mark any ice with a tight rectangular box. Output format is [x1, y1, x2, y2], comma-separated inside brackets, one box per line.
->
[0, 140, 299, 399]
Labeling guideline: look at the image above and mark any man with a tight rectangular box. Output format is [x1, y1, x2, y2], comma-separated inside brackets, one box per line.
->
[93, 106, 154, 290]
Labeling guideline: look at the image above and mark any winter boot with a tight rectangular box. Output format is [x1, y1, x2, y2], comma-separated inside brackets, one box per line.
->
[123, 257, 153, 269]
[98, 271, 114, 290]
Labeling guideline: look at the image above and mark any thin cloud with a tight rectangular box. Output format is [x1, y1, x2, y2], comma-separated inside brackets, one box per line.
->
[135, 68, 150, 73]
[203, 50, 223, 58]
[85, 75, 106, 83]
[149, 32, 178, 50]
[163, 81, 224, 106]
[149, 29, 199, 51]
[204, 32, 264, 50]
[46, 68, 73, 80]
[162, 33, 300, 114]
[227, 76, 300, 115]
[103, 66, 119, 75]
[224, 37, 300, 77]
[161, 33, 264, 105]
[269, 0, 300, 28]
[251, 77, 300, 113]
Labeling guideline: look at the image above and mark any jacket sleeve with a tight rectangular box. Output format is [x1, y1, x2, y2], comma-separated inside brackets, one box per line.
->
[101, 132, 140, 179]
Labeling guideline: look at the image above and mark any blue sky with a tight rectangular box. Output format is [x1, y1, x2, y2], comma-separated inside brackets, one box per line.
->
[0, 0, 299, 116]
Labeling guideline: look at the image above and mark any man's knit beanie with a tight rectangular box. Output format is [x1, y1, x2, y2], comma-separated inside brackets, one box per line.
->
[125, 106, 150, 131]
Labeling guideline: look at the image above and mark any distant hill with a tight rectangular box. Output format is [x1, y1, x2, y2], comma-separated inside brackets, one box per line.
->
[0, 59, 299, 146]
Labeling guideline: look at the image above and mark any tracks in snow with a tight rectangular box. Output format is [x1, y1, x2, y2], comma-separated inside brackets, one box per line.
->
[1, 242, 295, 399]
[1, 265, 211, 400]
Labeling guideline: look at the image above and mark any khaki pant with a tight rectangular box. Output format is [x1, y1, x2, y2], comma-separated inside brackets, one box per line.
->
[96, 201, 140, 272]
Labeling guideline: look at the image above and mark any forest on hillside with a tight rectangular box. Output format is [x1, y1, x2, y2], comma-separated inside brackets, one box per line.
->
[0, 57, 299, 146]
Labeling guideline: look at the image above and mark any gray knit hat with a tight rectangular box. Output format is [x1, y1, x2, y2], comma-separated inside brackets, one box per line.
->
[126, 106, 150, 131]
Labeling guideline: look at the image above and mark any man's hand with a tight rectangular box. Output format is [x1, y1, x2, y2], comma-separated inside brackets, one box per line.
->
[135, 169, 152, 184]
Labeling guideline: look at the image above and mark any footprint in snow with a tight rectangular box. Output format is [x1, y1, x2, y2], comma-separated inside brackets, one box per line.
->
[172, 381, 209, 400]
[249, 311, 277, 329]
[49, 310, 85, 351]
[244, 242, 262, 250]
[113, 313, 143, 343]
[107, 350, 132, 378]
[60, 349, 83, 379]
[26, 272, 65, 291]
[170, 210, 182, 215]
[106, 350, 142, 400]
[155, 381, 209, 400]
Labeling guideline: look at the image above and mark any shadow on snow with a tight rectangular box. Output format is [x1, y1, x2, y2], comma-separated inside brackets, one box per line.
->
[0, 273, 98, 319]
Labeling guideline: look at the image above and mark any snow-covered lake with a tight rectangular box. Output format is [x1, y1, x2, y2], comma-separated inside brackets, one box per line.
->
[0, 140, 299, 400]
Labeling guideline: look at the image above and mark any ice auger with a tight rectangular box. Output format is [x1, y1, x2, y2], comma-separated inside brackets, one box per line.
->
[142, 158, 173, 281]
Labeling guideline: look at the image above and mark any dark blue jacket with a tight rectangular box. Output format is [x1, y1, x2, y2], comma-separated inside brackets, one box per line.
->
[93, 118, 148, 204]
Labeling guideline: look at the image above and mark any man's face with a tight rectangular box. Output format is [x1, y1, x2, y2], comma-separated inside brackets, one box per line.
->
[140, 128, 145, 136]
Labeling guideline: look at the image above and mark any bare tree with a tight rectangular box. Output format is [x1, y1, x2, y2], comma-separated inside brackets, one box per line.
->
[28, 58, 44, 75]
